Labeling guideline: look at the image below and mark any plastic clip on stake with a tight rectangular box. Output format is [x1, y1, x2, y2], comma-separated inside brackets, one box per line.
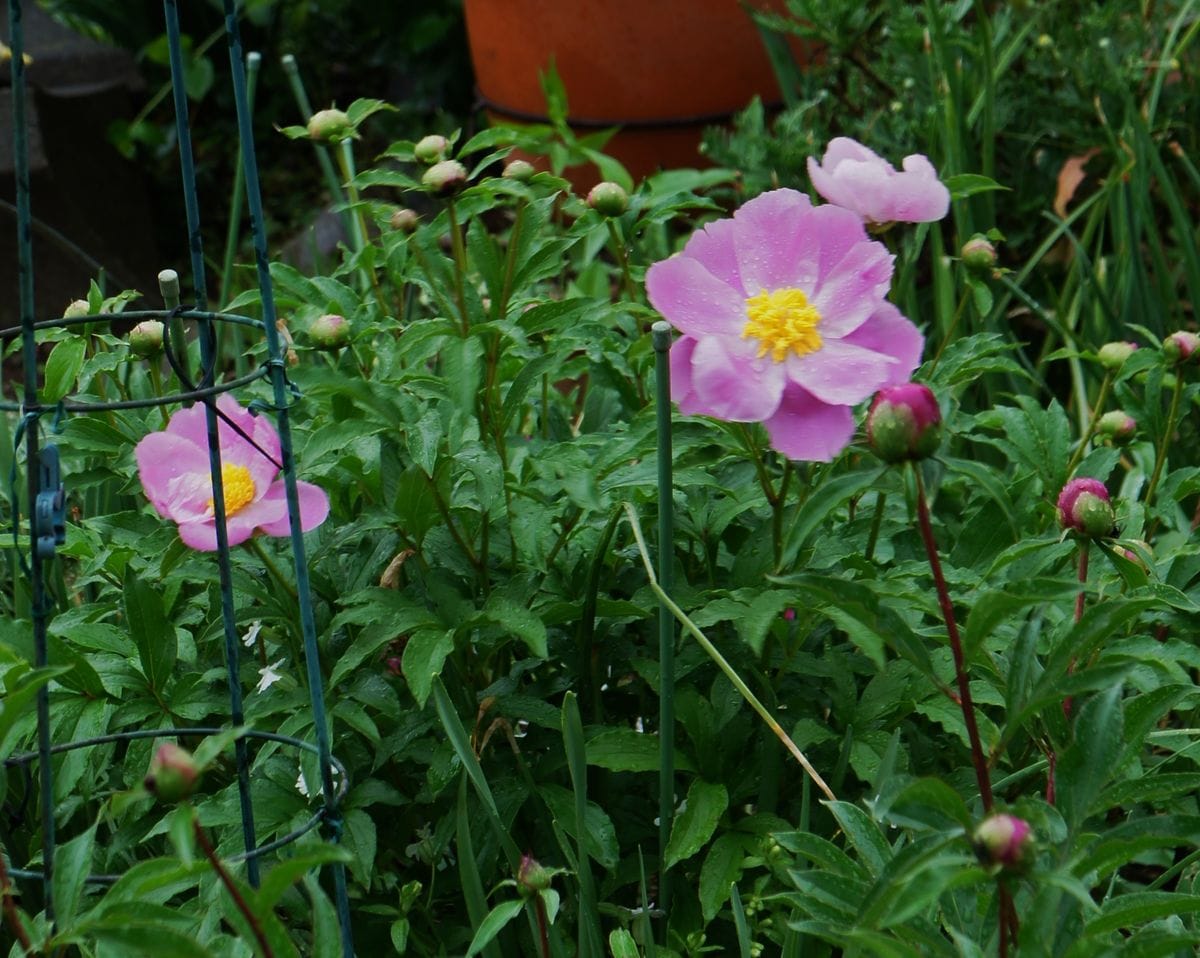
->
[35, 445, 66, 559]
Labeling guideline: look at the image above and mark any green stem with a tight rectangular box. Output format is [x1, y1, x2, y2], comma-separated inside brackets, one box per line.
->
[912, 466, 994, 811]
[1063, 372, 1113, 478]
[1144, 369, 1184, 526]
[624, 503, 837, 802]
[446, 199, 471, 336]
[423, 469, 479, 568]
[864, 491, 886, 562]
[605, 219, 636, 301]
[245, 537, 298, 601]
[927, 287, 971, 374]
[334, 142, 388, 315]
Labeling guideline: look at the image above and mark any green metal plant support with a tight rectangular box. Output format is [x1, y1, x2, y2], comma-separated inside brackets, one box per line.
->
[2, 0, 356, 952]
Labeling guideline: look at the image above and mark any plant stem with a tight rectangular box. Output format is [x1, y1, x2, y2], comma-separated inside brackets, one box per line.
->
[1144, 369, 1184, 532]
[446, 199, 471, 337]
[193, 816, 274, 958]
[912, 466, 994, 811]
[1063, 372, 1112, 478]
[624, 503, 837, 802]
[535, 893, 550, 958]
[865, 492, 887, 562]
[246, 537, 298, 601]
[605, 219, 637, 301]
[0, 845, 33, 955]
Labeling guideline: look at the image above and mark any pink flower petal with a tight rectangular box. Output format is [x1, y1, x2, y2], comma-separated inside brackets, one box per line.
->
[177, 519, 222, 551]
[681, 216, 743, 293]
[690, 336, 786, 421]
[808, 137, 950, 225]
[668, 335, 708, 415]
[256, 480, 330, 536]
[732, 188, 813, 293]
[646, 255, 748, 338]
[135, 431, 211, 519]
[811, 240, 894, 337]
[787, 339, 895, 405]
[842, 303, 925, 387]
[763, 385, 855, 462]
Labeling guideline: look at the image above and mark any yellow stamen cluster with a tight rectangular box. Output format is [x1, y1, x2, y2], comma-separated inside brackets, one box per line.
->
[208, 463, 256, 517]
[742, 287, 823, 362]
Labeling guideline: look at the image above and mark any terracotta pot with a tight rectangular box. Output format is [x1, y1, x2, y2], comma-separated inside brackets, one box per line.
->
[464, 0, 802, 188]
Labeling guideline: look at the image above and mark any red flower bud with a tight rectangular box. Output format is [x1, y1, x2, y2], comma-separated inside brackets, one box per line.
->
[1056, 477, 1114, 538]
[866, 383, 942, 463]
[1163, 331, 1200, 364]
[973, 813, 1034, 872]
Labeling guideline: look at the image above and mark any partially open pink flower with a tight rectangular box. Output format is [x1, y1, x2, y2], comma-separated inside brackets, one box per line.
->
[135, 394, 329, 551]
[807, 137, 950, 226]
[646, 189, 924, 461]
[1056, 477, 1113, 538]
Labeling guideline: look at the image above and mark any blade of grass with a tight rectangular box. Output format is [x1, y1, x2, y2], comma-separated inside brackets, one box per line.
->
[561, 691, 604, 958]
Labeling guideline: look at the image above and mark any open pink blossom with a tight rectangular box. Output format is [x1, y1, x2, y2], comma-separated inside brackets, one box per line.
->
[646, 188, 924, 461]
[807, 137, 950, 226]
[135, 394, 329, 550]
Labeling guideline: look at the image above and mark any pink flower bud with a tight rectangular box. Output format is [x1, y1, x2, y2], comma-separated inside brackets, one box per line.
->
[866, 383, 942, 463]
[414, 134, 449, 165]
[422, 159, 468, 197]
[1056, 477, 1114, 538]
[308, 313, 350, 350]
[1097, 341, 1137, 371]
[587, 181, 629, 217]
[306, 109, 352, 142]
[1095, 410, 1136, 446]
[1163, 331, 1200, 364]
[972, 813, 1034, 871]
[144, 743, 201, 803]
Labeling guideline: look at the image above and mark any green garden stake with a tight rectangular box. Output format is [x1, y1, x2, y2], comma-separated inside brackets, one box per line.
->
[652, 320, 675, 930]
[158, 268, 189, 391]
[218, 49, 261, 353]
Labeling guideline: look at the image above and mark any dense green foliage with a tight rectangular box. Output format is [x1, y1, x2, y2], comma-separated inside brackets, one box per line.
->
[3, 1, 1200, 956]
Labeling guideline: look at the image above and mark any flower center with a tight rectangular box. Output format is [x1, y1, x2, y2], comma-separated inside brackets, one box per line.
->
[209, 463, 256, 517]
[742, 287, 823, 362]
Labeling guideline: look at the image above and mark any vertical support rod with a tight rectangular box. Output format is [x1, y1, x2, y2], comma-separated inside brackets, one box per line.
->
[222, 4, 354, 953]
[8, 0, 56, 919]
[162, 0, 260, 887]
[652, 321, 675, 930]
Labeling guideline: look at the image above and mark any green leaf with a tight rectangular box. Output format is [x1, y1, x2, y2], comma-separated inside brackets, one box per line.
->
[465, 899, 524, 957]
[80, 922, 216, 958]
[1057, 683, 1125, 833]
[699, 832, 745, 921]
[43, 337, 87, 403]
[585, 728, 694, 773]
[124, 571, 175, 693]
[944, 173, 1010, 198]
[964, 579, 1078, 659]
[824, 801, 892, 876]
[780, 469, 883, 567]
[609, 928, 641, 958]
[401, 628, 454, 707]
[53, 819, 98, 926]
[482, 595, 547, 658]
[539, 783, 619, 871]
[665, 779, 729, 869]
[1085, 893, 1200, 937]
[256, 845, 353, 911]
[407, 408, 442, 476]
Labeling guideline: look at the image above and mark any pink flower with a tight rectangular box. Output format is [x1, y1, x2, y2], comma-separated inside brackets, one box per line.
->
[646, 189, 924, 461]
[135, 394, 329, 551]
[807, 137, 950, 226]
[972, 813, 1034, 871]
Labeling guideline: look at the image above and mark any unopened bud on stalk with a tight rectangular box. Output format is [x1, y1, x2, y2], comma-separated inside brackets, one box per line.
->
[63, 299, 90, 319]
[502, 159, 536, 181]
[308, 313, 350, 350]
[389, 208, 420, 233]
[866, 383, 942, 463]
[422, 159, 468, 197]
[306, 108, 352, 142]
[413, 134, 449, 165]
[144, 743, 201, 803]
[517, 854, 552, 898]
[973, 813, 1034, 872]
[128, 320, 165, 358]
[960, 235, 997, 272]
[1163, 331, 1200, 364]
[587, 181, 629, 217]
[1096, 410, 1136, 446]
[1057, 477, 1114, 538]
[1097, 341, 1138, 371]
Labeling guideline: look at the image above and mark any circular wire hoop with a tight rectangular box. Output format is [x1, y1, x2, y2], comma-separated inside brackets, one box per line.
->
[3, 726, 349, 885]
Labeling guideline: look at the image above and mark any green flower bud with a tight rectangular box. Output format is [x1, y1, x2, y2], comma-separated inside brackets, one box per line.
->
[1163, 331, 1200, 364]
[413, 134, 449, 165]
[1097, 341, 1138, 370]
[308, 313, 350, 350]
[62, 299, 90, 319]
[960, 234, 997, 272]
[1056, 478, 1114, 538]
[502, 159, 536, 181]
[128, 320, 165, 358]
[144, 743, 201, 803]
[973, 813, 1034, 873]
[517, 854, 552, 898]
[587, 181, 629, 217]
[307, 108, 353, 142]
[422, 159, 468, 197]
[1095, 409, 1136, 446]
[389, 208, 420, 233]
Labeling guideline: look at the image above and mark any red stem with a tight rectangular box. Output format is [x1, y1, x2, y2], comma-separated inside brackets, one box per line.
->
[193, 817, 275, 958]
[0, 847, 34, 955]
[913, 467, 994, 811]
[535, 894, 550, 958]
